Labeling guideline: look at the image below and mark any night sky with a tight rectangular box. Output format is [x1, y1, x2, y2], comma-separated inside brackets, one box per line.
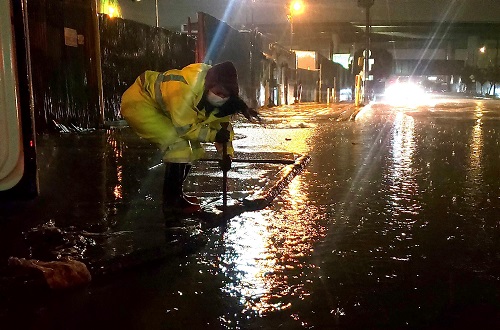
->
[118, 0, 500, 30]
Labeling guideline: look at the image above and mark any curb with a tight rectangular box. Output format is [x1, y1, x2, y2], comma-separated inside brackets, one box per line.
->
[243, 154, 311, 209]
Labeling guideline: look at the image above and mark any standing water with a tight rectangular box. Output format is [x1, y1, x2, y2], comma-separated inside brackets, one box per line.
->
[1, 98, 500, 329]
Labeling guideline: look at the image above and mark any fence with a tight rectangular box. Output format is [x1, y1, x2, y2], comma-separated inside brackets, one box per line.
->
[26, 0, 196, 131]
[99, 16, 196, 122]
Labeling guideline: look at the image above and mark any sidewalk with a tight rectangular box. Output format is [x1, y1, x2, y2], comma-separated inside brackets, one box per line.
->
[0, 103, 324, 287]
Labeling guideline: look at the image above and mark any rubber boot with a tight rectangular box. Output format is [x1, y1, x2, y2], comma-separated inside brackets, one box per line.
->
[163, 163, 201, 215]
[182, 164, 200, 204]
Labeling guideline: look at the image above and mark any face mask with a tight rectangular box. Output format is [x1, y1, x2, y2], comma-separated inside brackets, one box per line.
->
[207, 91, 229, 107]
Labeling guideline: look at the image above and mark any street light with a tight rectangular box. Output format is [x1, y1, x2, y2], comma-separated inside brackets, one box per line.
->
[99, 0, 122, 18]
[357, 0, 374, 104]
[288, 0, 304, 51]
[247, 0, 256, 29]
[287, 0, 305, 104]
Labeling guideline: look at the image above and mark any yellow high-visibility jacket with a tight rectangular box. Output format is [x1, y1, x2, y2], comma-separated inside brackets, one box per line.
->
[120, 63, 234, 163]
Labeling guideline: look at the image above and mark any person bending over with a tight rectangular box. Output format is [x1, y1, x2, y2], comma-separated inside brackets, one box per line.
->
[120, 61, 259, 215]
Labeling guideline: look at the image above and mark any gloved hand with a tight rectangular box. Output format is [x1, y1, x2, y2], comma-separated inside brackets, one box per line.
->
[215, 128, 230, 143]
[242, 107, 261, 123]
[219, 154, 232, 171]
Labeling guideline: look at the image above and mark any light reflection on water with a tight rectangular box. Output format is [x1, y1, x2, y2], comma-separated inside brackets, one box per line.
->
[113, 165, 123, 200]
[107, 129, 124, 202]
[20, 100, 500, 329]
[215, 115, 318, 321]
[222, 210, 276, 312]
[467, 103, 484, 195]
[386, 112, 420, 229]
[160, 100, 500, 328]
[220, 167, 325, 319]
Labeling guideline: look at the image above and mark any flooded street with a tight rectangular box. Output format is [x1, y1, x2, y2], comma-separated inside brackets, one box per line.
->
[217, 98, 500, 328]
[2, 97, 500, 329]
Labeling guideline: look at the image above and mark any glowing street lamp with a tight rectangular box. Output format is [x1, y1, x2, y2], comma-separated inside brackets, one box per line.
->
[291, 0, 305, 16]
[287, 1, 305, 104]
[98, 0, 122, 18]
[288, 0, 305, 51]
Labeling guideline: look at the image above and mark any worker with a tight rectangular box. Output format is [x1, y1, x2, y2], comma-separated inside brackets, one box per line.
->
[120, 61, 259, 216]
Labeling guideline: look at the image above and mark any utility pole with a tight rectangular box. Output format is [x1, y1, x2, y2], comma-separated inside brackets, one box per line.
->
[288, 1, 305, 103]
[357, 0, 374, 104]
[288, 0, 304, 51]
[155, 0, 159, 27]
[495, 38, 499, 96]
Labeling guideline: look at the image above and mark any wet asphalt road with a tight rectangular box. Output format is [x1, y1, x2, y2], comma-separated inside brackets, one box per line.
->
[2, 96, 500, 329]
